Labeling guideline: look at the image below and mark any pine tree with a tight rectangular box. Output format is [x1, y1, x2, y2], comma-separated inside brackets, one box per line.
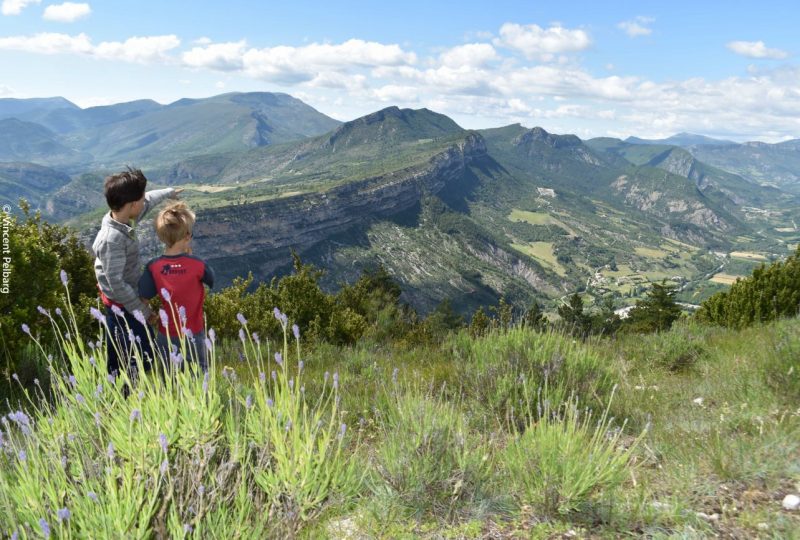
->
[626, 280, 681, 333]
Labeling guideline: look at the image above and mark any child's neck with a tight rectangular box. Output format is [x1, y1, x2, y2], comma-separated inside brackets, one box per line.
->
[110, 209, 132, 225]
[164, 245, 188, 256]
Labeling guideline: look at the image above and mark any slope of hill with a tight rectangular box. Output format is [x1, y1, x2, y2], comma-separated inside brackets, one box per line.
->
[0, 162, 71, 209]
[689, 141, 800, 193]
[625, 132, 736, 146]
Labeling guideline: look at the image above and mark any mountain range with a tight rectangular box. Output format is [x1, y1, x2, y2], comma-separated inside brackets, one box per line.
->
[2, 93, 798, 314]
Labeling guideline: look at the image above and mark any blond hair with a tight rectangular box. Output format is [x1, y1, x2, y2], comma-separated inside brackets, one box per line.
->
[155, 201, 196, 247]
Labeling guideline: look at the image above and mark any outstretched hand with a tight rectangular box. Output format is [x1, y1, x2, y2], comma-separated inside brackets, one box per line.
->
[172, 188, 184, 199]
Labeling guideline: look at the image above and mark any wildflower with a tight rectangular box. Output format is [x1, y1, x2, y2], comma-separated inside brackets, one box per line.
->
[198, 484, 205, 496]
[160, 458, 169, 475]
[18, 450, 26, 462]
[21, 324, 30, 335]
[130, 409, 141, 422]
[11, 373, 19, 382]
[171, 351, 183, 368]
[60, 269, 68, 286]
[285, 419, 292, 431]
[39, 518, 50, 539]
[57, 507, 70, 522]
[160, 287, 171, 302]
[252, 332, 260, 345]
[67, 374, 77, 388]
[111, 304, 124, 317]
[127, 329, 135, 343]
[266, 397, 274, 408]
[159, 433, 168, 453]
[693, 397, 704, 406]
[324, 371, 330, 382]
[202, 372, 209, 393]
[65, 332, 70, 340]
[11, 531, 18, 540]
[288, 378, 294, 390]
[392, 367, 399, 383]
[238, 351, 245, 362]
[75, 393, 85, 405]
[107, 443, 115, 460]
[94, 412, 101, 427]
[339, 423, 347, 439]
[208, 328, 216, 343]
[271, 370, 277, 381]
[237, 312, 247, 326]
[259, 372, 266, 383]
[238, 328, 246, 343]
[204, 337, 212, 351]
[133, 309, 147, 326]
[89, 307, 104, 323]
[67, 433, 75, 442]
[292, 324, 300, 339]
[183, 524, 193, 534]
[37, 306, 49, 316]
[274, 352, 283, 366]
[333, 372, 339, 390]
[159, 309, 169, 328]
[55, 308, 62, 316]
[61, 455, 67, 468]
[245, 395, 253, 409]
[87, 491, 98, 502]
[95, 384, 103, 396]
[298, 360, 304, 372]
[107, 373, 116, 384]
[89, 356, 96, 367]
[178, 305, 187, 325]
[88, 341, 95, 350]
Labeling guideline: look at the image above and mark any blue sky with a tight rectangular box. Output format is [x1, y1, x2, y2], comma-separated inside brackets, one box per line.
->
[1, 0, 798, 141]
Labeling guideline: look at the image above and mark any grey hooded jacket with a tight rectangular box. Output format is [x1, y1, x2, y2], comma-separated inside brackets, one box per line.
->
[92, 188, 176, 318]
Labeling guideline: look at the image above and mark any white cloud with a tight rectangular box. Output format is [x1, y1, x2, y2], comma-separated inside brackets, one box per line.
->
[215, 80, 225, 89]
[0, 84, 14, 95]
[618, 16, 654, 37]
[727, 40, 788, 59]
[494, 23, 591, 61]
[183, 40, 246, 71]
[439, 43, 498, 68]
[1, 0, 39, 15]
[43, 2, 91, 22]
[372, 84, 419, 103]
[0, 32, 179, 63]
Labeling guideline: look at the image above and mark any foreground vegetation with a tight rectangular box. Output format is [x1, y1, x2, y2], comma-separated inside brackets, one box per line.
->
[1, 278, 798, 538]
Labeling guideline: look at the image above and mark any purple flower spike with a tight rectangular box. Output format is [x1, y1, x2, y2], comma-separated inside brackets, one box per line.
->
[18, 450, 26, 462]
[202, 372, 209, 393]
[21, 323, 30, 335]
[160, 287, 171, 302]
[55, 307, 62, 316]
[333, 372, 339, 390]
[75, 393, 85, 405]
[324, 371, 330, 382]
[259, 372, 266, 383]
[159, 309, 169, 328]
[133, 309, 146, 326]
[266, 397, 274, 408]
[90, 307, 104, 323]
[178, 306, 187, 324]
[298, 360, 304, 372]
[208, 328, 216, 343]
[238, 328, 246, 343]
[160, 458, 169, 475]
[37, 306, 49, 316]
[392, 367, 399, 383]
[57, 507, 70, 522]
[39, 518, 50, 539]
[130, 409, 141, 423]
[237, 312, 247, 326]
[94, 412, 101, 427]
[183, 327, 194, 340]
[87, 491, 98, 502]
[111, 304, 124, 317]
[271, 370, 277, 381]
[292, 324, 300, 339]
[89, 356, 96, 367]
[60, 270, 68, 287]
[339, 423, 347, 438]
[107, 442, 115, 459]
[204, 337, 212, 351]
[274, 352, 283, 366]
[252, 332, 260, 345]
[159, 433, 168, 453]
[245, 395, 253, 409]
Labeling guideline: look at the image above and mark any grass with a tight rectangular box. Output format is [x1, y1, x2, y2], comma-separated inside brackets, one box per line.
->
[635, 247, 669, 259]
[2, 288, 799, 537]
[730, 251, 768, 261]
[711, 273, 744, 285]
[507, 209, 575, 235]
[510, 241, 566, 276]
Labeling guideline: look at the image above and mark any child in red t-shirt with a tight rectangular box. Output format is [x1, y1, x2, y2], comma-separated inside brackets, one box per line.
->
[138, 202, 214, 371]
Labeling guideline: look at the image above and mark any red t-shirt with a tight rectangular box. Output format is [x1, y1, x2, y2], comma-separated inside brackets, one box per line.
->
[138, 254, 215, 336]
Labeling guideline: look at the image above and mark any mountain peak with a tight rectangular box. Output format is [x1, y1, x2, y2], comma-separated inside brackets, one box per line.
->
[515, 127, 582, 149]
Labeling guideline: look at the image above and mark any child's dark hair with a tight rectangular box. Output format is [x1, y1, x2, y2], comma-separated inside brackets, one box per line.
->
[104, 167, 147, 211]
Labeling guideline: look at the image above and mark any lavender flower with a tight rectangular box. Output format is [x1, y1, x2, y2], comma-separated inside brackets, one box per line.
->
[259, 371, 266, 383]
[183, 327, 194, 340]
[159, 309, 169, 328]
[208, 328, 216, 343]
[198, 484, 205, 496]
[252, 332, 260, 345]
[59, 269, 68, 286]
[178, 306, 187, 325]
[160, 287, 171, 302]
[298, 360, 304, 372]
[65, 332, 70, 341]
[39, 518, 50, 539]
[271, 370, 277, 381]
[18, 450, 26, 462]
[89, 356, 96, 367]
[202, 372, 209, 393]
[392, 367, 399, 383]
[107, 442, 115, 460]
[324, 371, 330, 382]
[238, 328, 246, 343]
[95, 384, 103, 396]
[132, 309, 147, 326]
[274, 352, 283, 366]
[111, 304, 124, 317]
[339, 423, 347, 439]
[75, 393, 85, 405]
[266, 397, 274, 408]
[170, 351, 183, 368]
[55, 307, 62, 316]
[285, 419, 292, 431]
[94, 412, 101, 427]
[68, 374, 77, 388]
[107, 373, 116, 384]
[160, 458, 169, 475]
[127, 329, 135, 343]
[90, 307, 104, 323]
[57, 507, 70, 522]
[237, 312, 247, 326]
[292, 324, 300, 339]
[183, 524, 193, 534]
[245, 395, 253, 409]
[130, 409, 141, 423]
[11, 531, 18, 540]
[159, 433, 168, 453]
[21, 324, 30, 335]
[333, 372, 339, 390]
[37, 306, 49, 316]
[288, 378, 294, 390]
[204, 337, 212, 351]
[67, 433, 75, 442]
[88, 341, 95, 350]
[87, 491, 98, 502]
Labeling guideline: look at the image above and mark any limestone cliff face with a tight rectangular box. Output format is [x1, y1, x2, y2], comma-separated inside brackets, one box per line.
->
[189, 133, 487, 276]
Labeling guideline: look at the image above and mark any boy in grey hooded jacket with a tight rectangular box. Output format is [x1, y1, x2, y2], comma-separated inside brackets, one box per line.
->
[92, 167, 179, 375]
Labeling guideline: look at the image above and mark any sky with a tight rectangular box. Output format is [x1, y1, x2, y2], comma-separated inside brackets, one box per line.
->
[0, 0, 798, 142]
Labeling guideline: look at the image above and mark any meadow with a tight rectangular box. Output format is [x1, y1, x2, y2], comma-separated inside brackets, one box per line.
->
[1, 285, 799, 539]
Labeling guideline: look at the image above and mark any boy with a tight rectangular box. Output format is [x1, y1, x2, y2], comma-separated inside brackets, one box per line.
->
[138, 202, 214, 372]
[92, 167, 179, 376]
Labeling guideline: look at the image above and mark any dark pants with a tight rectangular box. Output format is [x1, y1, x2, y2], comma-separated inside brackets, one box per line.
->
[105, 307, 154, 376]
